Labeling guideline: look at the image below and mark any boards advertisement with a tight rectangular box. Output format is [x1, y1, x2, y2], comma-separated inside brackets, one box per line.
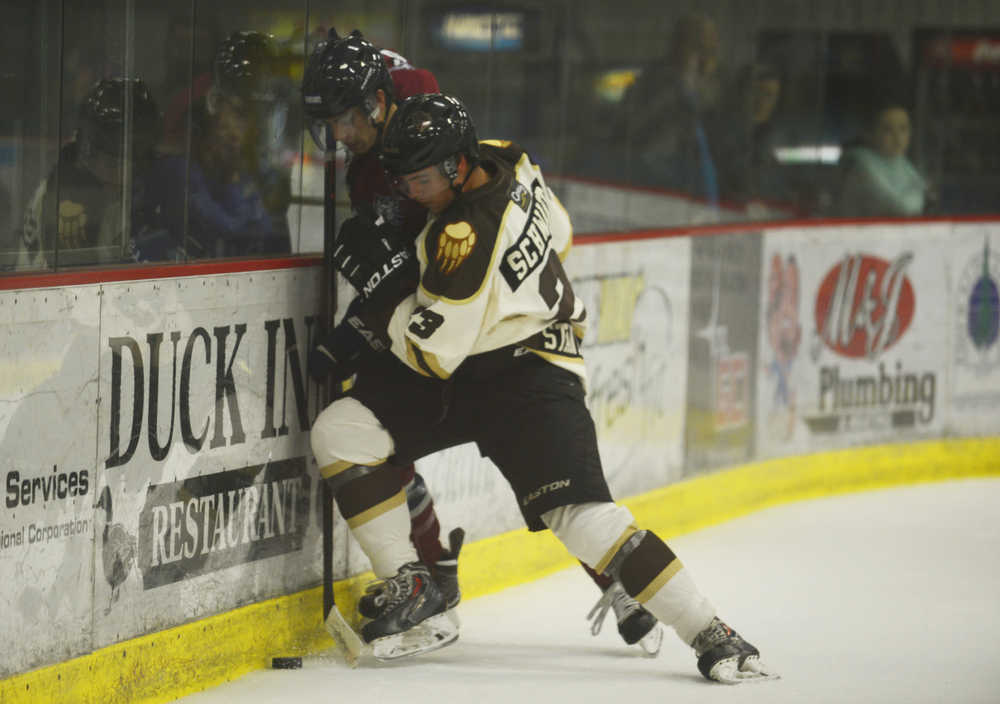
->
[94, 270, 324, 647]
[0, 269, 326, 676]
[0, 286, 102, 677]
[417, 236, 692, 540]
[756, 224, 951, 459]
[947, 222, 1000, 435]
[684, 232, 763, 473]
[569, 237, 691, 498]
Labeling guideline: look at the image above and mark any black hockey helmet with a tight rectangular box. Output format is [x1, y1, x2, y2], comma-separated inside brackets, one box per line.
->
[213, 31, 280, 102]
[380, 93, 479, 177]
[77, 77, 160, 160]
[301, 29, 393, 121]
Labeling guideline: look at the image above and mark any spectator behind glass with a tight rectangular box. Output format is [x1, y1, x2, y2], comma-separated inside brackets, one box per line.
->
[620, 12, 723, 206]
[153, 31, 292, 258]
[835, 99, 928, 218]
[17, 78, 169, 270]
[710, 60, 793, 215]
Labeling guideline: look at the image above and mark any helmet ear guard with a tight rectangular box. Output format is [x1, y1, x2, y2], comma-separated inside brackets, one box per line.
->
[441, 155, 459, 181]
[363, 94, 380, 123]
[307, 118, 333, 153]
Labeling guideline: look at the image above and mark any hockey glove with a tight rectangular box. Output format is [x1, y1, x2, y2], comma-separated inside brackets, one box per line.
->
[308, 297, 392, 383]
[332, 214, 419, 306]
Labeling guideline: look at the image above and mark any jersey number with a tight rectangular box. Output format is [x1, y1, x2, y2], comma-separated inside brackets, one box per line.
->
[538, 250, 577, 321]
[408, 308, 445, 339]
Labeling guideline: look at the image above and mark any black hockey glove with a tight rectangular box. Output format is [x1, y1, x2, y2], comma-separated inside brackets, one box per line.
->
[332, 214, 419, 306]
[308, 296, 391, 383]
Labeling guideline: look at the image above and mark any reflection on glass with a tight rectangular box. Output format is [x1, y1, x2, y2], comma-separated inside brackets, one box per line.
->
[17, 78, 166, 270]
[154, 31, 293, 260]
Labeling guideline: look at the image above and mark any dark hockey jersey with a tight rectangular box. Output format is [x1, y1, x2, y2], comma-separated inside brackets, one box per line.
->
[387, 141, 587, 383]
[345, 49, 440, 236]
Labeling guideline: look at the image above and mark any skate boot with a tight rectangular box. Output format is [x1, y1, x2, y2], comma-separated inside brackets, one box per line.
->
[358, 562, 458, 660]
[430, 527, 465, 611]
[587, 581, 663, 656]
[358, 527, 465, 621]
[691, 617, 778, 684]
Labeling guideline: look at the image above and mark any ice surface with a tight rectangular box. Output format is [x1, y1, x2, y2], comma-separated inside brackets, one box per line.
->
[175, 478, 1000, 704]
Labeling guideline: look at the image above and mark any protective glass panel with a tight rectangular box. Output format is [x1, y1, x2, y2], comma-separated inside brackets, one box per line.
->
[2, 0, 999, 270]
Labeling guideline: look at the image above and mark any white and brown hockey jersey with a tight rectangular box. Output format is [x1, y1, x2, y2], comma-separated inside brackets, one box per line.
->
[387, 140, 588, 383]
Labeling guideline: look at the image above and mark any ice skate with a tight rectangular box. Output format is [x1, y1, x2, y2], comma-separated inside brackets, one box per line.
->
[430, 527, 465, 626]
[359, 562, 458, 661]
[359, 527, 465, 621]
[691, 617, 778, 684]
[587, 581, 663, 656]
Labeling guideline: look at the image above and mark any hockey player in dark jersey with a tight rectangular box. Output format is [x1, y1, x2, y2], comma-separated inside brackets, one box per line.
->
[307, 92, 777, 683]
[301, 29, 463, 618]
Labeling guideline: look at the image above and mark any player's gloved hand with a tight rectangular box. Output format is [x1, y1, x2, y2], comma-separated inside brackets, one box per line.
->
[332, 214, 419, 305]
[308, 297, 391, 383]
[308, 328, 358, 384]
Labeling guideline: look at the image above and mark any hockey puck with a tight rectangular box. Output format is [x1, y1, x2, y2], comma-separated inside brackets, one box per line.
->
[271, 656, 302, 669]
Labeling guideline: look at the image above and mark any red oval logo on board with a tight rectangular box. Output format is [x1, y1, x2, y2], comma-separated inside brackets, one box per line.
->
[814, 253, 916, 359]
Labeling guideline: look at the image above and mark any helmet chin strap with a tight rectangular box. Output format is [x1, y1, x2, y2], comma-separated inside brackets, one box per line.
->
[444, 154, 479, 196]
[367, 96, 390, 148]
[365, 94, 383, 127]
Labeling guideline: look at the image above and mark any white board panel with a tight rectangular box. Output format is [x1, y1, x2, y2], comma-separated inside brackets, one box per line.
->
[946, 222, 1000, 435]
[416, 236, 691, 539]
[756, 223, 953, 459]
[0, 285, 101, 677]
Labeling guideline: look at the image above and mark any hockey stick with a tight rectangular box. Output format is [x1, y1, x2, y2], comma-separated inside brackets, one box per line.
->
[322, 481, 366, 666]
[320, 124, 337, 624]
[321, 480, 334, 622]
[318, 128, 368, 667]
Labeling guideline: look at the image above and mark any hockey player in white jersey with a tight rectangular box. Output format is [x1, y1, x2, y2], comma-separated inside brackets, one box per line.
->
[308, 92, 776, 683]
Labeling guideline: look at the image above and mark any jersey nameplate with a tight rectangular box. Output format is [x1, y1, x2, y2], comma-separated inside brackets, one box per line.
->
[539, 321, 582, 357]
[499, 180, 551, 291]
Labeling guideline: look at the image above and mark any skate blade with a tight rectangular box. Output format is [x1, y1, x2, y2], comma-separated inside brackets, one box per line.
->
[638, 624, 663, 657]
[324, 606, 368, 667]
[370, 612, 459, 661]
[709, 655, 780, 685]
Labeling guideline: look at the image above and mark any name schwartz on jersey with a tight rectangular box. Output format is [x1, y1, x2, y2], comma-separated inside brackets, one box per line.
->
[387, 141, 587, 382]
[499, 180, 550, 291]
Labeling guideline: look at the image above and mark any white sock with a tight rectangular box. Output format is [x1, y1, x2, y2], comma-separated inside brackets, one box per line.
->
[638, 565, 716, 645]
[348, 490, 418, 578]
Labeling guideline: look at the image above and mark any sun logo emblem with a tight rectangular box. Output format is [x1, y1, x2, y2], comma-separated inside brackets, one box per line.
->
[436, 221, 477, 274]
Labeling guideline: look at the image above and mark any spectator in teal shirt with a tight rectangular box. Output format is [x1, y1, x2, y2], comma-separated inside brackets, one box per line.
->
[836, 100, 928, 218]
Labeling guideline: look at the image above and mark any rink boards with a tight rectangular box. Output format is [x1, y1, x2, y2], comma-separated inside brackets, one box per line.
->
[2, 218, 1000, 701]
